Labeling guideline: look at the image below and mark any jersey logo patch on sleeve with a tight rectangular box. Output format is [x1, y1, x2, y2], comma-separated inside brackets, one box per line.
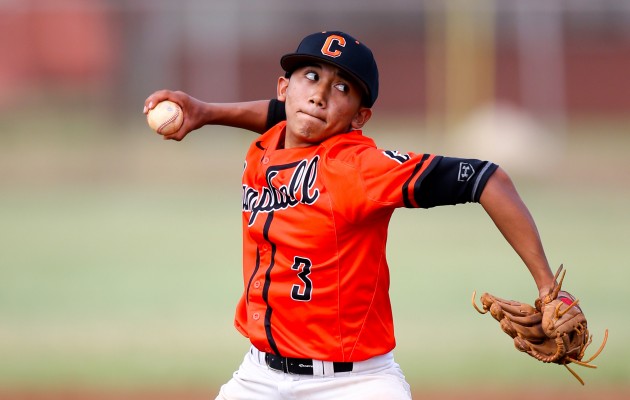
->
[458, 162, 475, 182]
[383, 150, 410, 164]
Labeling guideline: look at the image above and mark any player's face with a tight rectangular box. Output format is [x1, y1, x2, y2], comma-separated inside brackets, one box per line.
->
[277, 63, 372, 149]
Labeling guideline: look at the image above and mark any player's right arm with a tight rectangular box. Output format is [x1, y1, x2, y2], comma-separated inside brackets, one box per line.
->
[143, 90, 286, 141]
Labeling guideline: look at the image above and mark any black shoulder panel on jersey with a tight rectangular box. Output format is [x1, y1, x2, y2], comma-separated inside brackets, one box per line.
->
[266, 99, 287, 130]
[415, 157, 498, 208]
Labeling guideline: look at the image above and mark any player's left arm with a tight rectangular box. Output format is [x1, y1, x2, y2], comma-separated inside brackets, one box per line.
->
[479, 167, 556, 296]
[369, 151, 555, 294]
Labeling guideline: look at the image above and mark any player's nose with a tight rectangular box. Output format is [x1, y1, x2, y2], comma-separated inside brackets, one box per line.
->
[309, 85, 328, 108]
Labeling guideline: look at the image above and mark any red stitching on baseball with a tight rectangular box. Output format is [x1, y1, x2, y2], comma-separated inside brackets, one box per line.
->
[157, 107, 180, 134]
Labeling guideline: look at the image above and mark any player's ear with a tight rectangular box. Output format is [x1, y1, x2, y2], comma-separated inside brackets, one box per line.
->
[277, 76, 289, 101]
[351, 107, 372, 130]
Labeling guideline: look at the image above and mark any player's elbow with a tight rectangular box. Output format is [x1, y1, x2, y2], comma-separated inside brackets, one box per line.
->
[479, 166, 518, 206]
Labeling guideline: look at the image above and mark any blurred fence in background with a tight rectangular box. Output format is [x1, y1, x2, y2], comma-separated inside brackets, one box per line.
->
[1, 0, 628, 122]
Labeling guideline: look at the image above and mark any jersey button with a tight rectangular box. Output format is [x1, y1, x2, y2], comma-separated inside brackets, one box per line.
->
[262, 157, 270, 164]
[252, 312, 260, 320]
[253, 281, 261, 289]
[261, 244, 269, 252]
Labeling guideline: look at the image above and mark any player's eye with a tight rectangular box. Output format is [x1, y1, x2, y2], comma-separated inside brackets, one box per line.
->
[305, 71, 318, 81]
[334, 83, 349, 93]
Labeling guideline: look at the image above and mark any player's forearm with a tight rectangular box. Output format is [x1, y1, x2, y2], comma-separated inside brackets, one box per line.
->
[200, 100, 272, 134]
[479, 167, 555, 296]
[144, 90, 272, 140]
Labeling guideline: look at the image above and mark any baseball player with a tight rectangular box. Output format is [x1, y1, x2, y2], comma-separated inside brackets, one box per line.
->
[144, 31, 564, 399]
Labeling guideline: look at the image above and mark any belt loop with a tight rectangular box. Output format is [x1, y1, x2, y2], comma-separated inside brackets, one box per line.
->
[322, 361, 335, 376]
[250, 346, 265, 365]
[312, 360, 324, 377]
[311, 360, 335, 377]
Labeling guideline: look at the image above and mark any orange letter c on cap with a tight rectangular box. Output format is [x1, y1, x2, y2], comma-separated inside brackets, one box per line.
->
[321, 35, 346, 58]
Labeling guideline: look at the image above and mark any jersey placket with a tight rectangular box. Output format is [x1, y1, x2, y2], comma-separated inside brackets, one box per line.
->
[259, 211, 282, 356]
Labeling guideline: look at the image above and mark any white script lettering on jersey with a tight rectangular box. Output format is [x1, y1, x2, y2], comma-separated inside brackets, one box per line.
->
[242, 157, 320, 226]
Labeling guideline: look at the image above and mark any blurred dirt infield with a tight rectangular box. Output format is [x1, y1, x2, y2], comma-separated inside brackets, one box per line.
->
[2, 388, 630, 400]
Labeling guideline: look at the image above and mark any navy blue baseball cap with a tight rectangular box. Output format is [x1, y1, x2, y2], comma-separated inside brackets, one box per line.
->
[280, 31, 379, 107]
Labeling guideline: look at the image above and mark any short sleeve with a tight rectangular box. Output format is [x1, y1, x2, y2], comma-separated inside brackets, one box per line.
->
[348, 148, 498, 209]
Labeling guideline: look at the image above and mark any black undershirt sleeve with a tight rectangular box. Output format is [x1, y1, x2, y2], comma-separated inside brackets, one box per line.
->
[266, 99, 287, 130]
[415, 156, 499, 208]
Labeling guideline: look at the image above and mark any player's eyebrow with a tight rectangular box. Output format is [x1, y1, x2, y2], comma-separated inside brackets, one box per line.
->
[302, 63, 351, 82]
[297, 62, 321, 72]
[333, 68, 366, 95]
[336, 70, 354, 84]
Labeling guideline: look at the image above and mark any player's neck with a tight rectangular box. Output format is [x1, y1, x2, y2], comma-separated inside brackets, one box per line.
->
[277, 130, 286, 149]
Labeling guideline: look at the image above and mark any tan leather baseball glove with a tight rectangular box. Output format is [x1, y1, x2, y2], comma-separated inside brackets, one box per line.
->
[472, 265, 608, 385]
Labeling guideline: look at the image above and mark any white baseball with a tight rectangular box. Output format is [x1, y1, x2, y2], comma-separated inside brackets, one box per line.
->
[147, 100, 184, 135]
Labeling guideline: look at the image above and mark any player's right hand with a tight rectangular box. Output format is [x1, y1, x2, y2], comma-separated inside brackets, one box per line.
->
[143, 90, 206, 141]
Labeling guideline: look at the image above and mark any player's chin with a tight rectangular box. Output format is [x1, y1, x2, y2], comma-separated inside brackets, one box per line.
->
[289, 130, 327, 147]
[295, 121, 325, 138]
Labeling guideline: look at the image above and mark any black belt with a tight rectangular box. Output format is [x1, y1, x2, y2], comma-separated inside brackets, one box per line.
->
[265, 353, 353, 375]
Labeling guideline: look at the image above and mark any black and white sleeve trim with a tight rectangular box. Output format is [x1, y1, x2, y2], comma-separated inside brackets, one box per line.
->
[414, 157, 499, 208]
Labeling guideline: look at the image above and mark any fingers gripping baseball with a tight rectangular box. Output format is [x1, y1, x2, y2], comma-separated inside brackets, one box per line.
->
[472, 265, 608, 385]
[143, 90, 201, 141]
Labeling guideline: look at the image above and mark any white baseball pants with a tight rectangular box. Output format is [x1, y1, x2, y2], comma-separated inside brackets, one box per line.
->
[215, 347, 412, 399]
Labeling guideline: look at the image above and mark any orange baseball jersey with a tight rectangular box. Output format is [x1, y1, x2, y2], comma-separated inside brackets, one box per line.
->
[234, 121, 498, 362]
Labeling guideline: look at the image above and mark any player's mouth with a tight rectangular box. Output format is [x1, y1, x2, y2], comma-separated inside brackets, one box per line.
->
[297, 110, 326, 123]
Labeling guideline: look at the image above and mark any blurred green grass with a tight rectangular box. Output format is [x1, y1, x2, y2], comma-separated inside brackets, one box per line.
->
[0, 112, 628, 391]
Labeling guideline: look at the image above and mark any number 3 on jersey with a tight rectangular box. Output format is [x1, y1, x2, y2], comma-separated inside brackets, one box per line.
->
[291, 256, 313, 301]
